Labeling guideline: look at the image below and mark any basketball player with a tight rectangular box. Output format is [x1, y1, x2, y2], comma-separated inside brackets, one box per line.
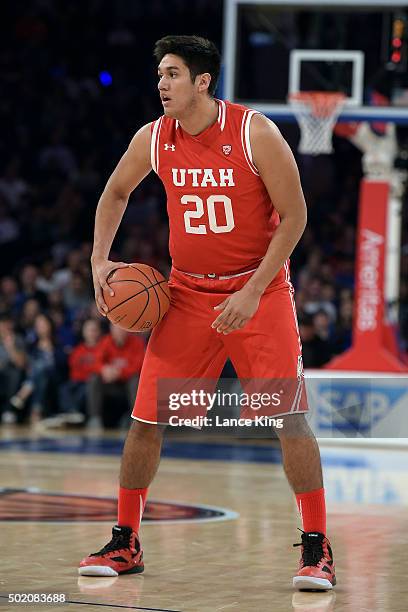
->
[79, 35, 336, 591]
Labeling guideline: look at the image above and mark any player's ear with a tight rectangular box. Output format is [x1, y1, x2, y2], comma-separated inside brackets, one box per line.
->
[196, 73, 211, 93]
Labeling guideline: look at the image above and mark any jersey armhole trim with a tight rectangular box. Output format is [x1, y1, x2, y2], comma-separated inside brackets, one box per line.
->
[241, 110, 260, 176]
[217, 99, 226, 131]
[150, 116, 164, 174]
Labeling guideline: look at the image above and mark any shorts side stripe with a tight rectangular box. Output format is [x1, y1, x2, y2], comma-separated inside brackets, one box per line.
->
[284, 261, 303, 375]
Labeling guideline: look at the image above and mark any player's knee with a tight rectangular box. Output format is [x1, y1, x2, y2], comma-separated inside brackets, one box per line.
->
[129, 419, 165, 441]
[275, 413, 313, 439]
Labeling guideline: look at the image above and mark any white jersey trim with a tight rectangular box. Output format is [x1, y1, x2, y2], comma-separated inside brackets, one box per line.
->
[150, 116, 163, 174]
[241, 110, 259, 175]
[217, 99, 226, 131]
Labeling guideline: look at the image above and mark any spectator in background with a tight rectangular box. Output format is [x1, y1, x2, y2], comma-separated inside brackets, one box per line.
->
[333, 291, 354, 353]
[18, 298, 41, 345]
[65, 318, 102, 421]
[302, 276, 337, 323]
[313, 309, 334, 345]
[11, 314, 67, 421]
[0, 158, 28, 211]
[0, 276, 20, 315]
[0, 314, 27, 423]
[0, 201, 21, 274]
[88, 324, 145, 429]
[49, 307, 76, 353]
[0, 202, 20, 245]
[53, 250, 86, 291]
[62, 272, 93, 318]
[16, 264, 47, 310]
[38, 128, 77, 179]
[37, 259, 60, 294]
[298, 313, 333, 368]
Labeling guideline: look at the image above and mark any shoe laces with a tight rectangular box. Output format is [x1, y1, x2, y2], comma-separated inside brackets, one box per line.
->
[91, 526, 133, 556]
[293, 529, 325, 567]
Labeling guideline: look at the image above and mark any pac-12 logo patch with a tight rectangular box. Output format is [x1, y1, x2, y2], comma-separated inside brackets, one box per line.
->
[222, 145, 232, 156]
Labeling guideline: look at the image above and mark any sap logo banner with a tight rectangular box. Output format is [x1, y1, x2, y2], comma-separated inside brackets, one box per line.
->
[306, 378, 408, 437]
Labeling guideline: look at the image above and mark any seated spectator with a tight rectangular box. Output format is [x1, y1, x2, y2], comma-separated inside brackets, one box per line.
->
[302, 276, 337, 322]
[0, 201, 21, 275]
[0, 314, 27, 423]
[298, 314, 333, 368]
[37, 259, 61, 294]
[62, 271, 93, 318]
[333, 294, 354, 354]
[313, 309, 335, 344]
[63, 318, 102, 420]
[0, 158, 28, 211]
[18, 298, 41, 345]
[49, 307, 76, 353]
[15, 264, 47, 310]
[88, 324, 145, 429]
[53, 250, 85, 290]
[0, 276, 20, 316]
[11, 314, 67, 421]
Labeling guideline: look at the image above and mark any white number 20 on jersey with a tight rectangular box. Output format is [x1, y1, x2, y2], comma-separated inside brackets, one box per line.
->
[181, 195, 235, 234]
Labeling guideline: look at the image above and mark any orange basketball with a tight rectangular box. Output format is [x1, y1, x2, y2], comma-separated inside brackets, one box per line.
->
[103, 264, 171, 332]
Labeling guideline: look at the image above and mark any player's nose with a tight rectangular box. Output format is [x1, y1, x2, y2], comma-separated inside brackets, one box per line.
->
[158, 76, 168, 91]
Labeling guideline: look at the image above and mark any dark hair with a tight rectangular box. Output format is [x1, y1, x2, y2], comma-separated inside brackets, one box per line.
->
[154, 35, 221, 96]
[35, 313, 56, 340]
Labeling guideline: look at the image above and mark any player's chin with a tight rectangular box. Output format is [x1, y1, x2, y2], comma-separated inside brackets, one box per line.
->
[162, 105, 177, 118]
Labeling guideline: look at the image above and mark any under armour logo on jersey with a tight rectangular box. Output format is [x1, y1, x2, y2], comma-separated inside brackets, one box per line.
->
[222, 145, 232, 156]
[164, 144, 176, 151]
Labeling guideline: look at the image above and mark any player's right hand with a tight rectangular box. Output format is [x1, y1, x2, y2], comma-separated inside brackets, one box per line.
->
[91, 258, 129, 316]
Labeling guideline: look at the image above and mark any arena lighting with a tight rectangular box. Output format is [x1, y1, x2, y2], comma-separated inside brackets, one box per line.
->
[99, 71, 113, 86]
[389, 16, 406, 66]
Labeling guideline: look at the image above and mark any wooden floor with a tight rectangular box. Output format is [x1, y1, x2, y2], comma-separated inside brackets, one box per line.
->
[0, 428, 408, 612]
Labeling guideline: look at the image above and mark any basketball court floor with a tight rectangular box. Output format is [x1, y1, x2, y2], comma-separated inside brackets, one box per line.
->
[1, 426, 407, 612]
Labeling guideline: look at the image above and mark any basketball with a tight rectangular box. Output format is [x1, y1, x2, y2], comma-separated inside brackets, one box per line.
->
[103, 264, 171, 332]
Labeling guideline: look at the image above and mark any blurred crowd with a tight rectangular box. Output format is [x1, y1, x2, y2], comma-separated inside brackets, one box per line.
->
[0, 1, 407, 427]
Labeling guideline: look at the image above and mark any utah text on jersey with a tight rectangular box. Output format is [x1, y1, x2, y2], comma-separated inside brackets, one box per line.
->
[172, 168, 235, 188]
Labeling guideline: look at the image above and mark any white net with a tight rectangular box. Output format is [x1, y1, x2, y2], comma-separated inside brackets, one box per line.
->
[289, 92, 346, 155]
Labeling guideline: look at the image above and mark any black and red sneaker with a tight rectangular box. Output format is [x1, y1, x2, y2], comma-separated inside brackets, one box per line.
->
[293, 530, 336, 590]
[79, 525, 144, 577]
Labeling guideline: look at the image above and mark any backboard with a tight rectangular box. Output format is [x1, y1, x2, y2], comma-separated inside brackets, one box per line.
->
[223, 0, 408, 123]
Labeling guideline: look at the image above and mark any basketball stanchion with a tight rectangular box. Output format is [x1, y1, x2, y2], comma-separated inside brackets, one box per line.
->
[326, 122, 408, 372]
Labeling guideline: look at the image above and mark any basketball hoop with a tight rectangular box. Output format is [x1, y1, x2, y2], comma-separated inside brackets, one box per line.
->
[289, 91, 347, 155]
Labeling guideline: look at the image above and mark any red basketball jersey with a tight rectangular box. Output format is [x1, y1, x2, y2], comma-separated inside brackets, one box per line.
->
[150, 99, 280, 275]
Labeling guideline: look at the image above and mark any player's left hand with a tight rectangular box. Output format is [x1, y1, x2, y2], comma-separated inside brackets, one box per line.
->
[212, 287, 262, 334]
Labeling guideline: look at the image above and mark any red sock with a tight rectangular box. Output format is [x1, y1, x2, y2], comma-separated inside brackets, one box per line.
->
[295, 487, 326, 535]
[118, 486, 148, 534]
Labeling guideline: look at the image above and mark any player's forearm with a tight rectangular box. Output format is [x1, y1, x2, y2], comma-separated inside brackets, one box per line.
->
[244, 214, 306, 296]
[91, 189, 129, 261]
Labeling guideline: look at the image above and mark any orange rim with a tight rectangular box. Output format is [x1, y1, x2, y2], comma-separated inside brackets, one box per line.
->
[289, 91, 346, 118]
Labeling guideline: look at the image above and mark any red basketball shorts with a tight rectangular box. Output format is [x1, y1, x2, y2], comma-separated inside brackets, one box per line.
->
[132, 266, 307, 424]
